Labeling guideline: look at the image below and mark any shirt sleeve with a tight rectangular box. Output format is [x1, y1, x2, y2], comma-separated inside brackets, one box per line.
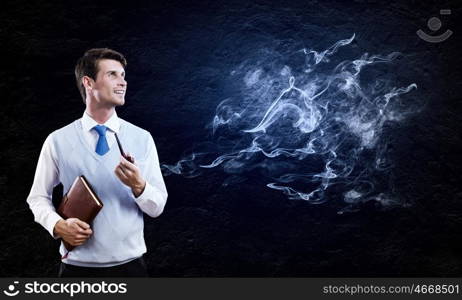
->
[26, 134, 63, 239]
[133, 134, 168, 218]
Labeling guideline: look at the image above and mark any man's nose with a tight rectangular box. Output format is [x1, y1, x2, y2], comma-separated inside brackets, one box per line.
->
[118, 77, 127, 86]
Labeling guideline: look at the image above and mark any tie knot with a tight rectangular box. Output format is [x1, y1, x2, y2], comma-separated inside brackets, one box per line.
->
[93, 125, 108, 136]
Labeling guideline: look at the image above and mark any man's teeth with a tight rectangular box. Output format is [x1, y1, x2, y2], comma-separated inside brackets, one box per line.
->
[114, 91, 125, 94]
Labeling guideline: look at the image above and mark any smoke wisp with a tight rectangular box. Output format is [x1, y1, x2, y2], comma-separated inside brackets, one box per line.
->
[163, 34, 417, 209]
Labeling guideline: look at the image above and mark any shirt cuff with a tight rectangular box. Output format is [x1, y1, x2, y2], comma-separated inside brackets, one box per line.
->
[133, 182, 165, 218]
[46, 212, 64, 240]
[134, 181, 152, 201]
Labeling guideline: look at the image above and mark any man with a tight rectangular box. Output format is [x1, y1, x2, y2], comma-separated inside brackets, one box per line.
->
[27, 48, 168, 277]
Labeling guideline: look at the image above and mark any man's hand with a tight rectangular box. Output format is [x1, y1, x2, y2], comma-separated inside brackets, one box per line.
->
[114, 155, 146, 197]
[54, 218, 93, 246]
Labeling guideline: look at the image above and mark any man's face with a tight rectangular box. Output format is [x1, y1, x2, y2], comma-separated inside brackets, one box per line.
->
[87, 59, 127, 107]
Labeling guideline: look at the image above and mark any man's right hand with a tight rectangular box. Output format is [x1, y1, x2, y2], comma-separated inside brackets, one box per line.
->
[53, 218, 93, 246]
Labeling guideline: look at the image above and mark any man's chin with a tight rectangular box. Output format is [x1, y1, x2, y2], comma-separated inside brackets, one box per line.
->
[114, 98, 125, 106]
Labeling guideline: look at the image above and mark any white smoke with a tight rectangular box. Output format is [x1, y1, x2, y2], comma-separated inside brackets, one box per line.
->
[163, 34, 417, 208]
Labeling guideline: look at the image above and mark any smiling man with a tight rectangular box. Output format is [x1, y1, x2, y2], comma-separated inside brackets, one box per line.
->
[26, 48, 168, 277]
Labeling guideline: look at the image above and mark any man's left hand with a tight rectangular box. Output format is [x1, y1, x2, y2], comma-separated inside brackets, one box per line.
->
[115, 155, 146, 198]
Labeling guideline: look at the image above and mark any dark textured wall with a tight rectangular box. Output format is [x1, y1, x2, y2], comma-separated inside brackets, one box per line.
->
[1, 0, 461, 276]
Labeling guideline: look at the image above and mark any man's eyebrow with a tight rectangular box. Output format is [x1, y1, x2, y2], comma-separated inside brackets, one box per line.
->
[105, 70, 124, 74]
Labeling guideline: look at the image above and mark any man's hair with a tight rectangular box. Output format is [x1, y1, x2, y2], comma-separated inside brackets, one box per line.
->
[75, 48, 127, 103]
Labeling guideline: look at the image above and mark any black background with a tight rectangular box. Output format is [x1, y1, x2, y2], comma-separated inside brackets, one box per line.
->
[1, 0, 461, 276]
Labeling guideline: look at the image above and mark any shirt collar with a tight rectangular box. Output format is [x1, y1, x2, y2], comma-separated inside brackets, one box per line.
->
[82, 111, 120, 133]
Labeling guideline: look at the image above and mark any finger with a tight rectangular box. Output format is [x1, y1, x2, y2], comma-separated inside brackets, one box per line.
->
[74, 235, 91, 243]
[77, 228, 92, 236]
[115, 166, 129, 180]
[126, 152, 135, 164]
[119, 166, 136, 179]
[75, 228, 90, 236]
[76, 220, 90, 230]
[83, 228, 93, 235]
[122, 168, 134, 178]
[70, 222, 86, 232]
[114, 171, 124, 183]
[75, 235, 91, 241]
[118, 164, 132, 176]
[75, 234, 90, 239]
[70, 240, 82, 246]
[120, 155, 130, 165]
[115, 163, 129, 174]
[115, 165, 125, 175]
[120, 156, 137, 170]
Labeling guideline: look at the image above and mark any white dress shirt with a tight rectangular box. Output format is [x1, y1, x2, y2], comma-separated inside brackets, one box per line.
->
[27, 111, 168, 239]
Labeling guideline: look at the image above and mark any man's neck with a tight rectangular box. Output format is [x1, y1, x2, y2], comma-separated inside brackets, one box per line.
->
[85, 106, 116, 124]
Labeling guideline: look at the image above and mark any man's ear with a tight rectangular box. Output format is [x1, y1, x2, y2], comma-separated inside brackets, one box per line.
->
[82, 76, 95, 90]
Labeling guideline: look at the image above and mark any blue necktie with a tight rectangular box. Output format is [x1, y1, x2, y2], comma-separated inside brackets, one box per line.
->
[93, 125, 110, 155]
